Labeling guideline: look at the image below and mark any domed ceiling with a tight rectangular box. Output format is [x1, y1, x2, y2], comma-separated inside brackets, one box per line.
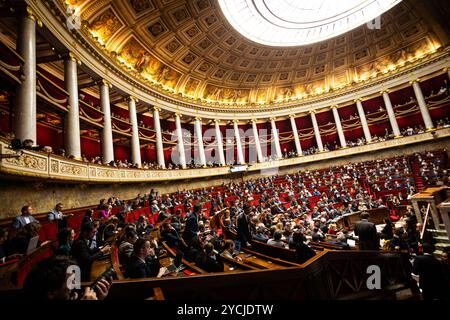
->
[62, 0, 443, 108]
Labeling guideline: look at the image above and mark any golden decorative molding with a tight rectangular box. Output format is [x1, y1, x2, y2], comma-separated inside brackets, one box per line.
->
[0, 128, 449, 183]
[68, 52, 82, 66]
[126, 95, 138, 103]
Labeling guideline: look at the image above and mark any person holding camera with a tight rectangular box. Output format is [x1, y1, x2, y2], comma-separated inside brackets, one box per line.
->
[23, 256, 112, 300]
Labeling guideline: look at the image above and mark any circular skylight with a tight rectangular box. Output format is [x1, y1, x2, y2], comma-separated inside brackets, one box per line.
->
[218, 0, 402, 46]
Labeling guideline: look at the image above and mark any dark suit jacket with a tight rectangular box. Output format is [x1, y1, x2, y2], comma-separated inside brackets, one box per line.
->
[412, 254, 448, 300]
[183, 212, 198, 240]
[237, 213, 251, 244]
[294, 242, 316, 264]
[196, 254, 224, 273]
[126, 254, 161, 279]
[70, 237, 102, 281]
[354, 219, 379, 250]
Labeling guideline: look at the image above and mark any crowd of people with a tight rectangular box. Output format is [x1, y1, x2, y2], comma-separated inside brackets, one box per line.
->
[0, 150, 449, 300]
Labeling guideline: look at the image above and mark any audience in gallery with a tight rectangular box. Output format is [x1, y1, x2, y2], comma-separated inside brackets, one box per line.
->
[1, 149, 448, 300]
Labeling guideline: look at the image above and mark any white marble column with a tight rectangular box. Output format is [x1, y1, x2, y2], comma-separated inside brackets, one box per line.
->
[153, 107, 165, 168]
[355, 99, 372, 143]
[412, 79, 434, 130]
[175, 113, 186, 169]
[15, 10, 38, 144]
[214, 120, 226, 166]
[99, 80, 114, 163]
[64, 53, 81, 158]
[194, 117, 206, 167]
[233, 120, 245, 164]
[289, 115, 302, 156]
[251, 119, 264, 162]
[310, 111, 324, 152]
[127, 96, 141, 167]
[270, 117, 282, 159]
[382, 90, 402, 137]
[331, 106, 347, 148]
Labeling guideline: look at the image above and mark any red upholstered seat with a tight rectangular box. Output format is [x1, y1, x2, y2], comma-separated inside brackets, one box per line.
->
[39, 222, 58, 242]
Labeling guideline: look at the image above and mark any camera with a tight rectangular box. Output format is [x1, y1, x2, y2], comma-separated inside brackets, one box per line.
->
[90, 267, 116, 290]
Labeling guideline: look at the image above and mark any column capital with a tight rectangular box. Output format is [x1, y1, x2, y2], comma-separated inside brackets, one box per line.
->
[288, 114, 296, 119]
[269, 117, 276, 122]
[354, 98, 362, 103]
[309, 109, 316, 115]
[174, 112, 182, 118]
[330, 105, 338, 110]
[232, 119, 240, 124]
[213, 119, 221, 124]
[194, 116, 202, 122]
[409, 78, 421, 85]
[99, 79, 112, 88]
[250, 119, 257, 123]
[380, 89, 390, 95]
[26, 6, 43, 27]
[126, 96, 139, 103]
[152, 106, 161, 112]
[68, 52, 82, 66]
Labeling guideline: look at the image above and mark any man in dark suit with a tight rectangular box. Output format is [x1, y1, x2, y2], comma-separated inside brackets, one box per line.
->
[237, 204, 252, 247]
[412, 243, 449, 300]
[354, 212, 379, 250]
[183, 203, 201, 249]
[71, 222, 111, 281]
[126, 238, 165, 279]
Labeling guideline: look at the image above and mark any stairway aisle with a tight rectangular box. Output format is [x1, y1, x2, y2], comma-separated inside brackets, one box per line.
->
[408, 156, 425, 192]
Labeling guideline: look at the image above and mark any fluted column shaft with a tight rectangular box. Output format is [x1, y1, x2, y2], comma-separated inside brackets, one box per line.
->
[412, 80, 434, 130]
[15, 13, 37, 144]
[251, 120, 264, 162]
[310, 112, 324, 151]
[128, 97, 141, 167]
[233, 121, 245, 164]
[355, 99, 372, 142]
[332, 106, 347, 148]
[270, 118, 282, 159]
[64, 55, 81, 158]
[153, 107, 165, 168]
[194, 118, 206, 166]
[289, 115, 302, 156]
[175, 114, 186, 169]
[382, 91, 401, 137]
[214, 120, 225, 166]
[100, 80, 114, 163]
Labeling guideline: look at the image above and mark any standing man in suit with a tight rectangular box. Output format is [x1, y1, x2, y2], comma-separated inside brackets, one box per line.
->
[183, 203, 201, 250]
[354, 212, 379, 250]
[412, 243, 449, 300]
[237, 204, 252, 247]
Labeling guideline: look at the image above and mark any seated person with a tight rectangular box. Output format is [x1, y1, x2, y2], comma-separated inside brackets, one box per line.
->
[196, 242, 224, 273]
[291, 231, 316, 264]
[7, 222, 41, 255]
[47, 203, 73, 229]
[71, 222, 111, 281]
[221, 240, 242, 262]
[387, 228, 409, 251]
[126, 238, 165, 279]
[118, 229, 138, 267]
[0, 227, 22, 263]
[23, 256, 111, 300]
[160, 222, 184, 250]
[267, 231, 287, 248]
[12, 205, 39, 229]
[56, 228, 75, 256]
